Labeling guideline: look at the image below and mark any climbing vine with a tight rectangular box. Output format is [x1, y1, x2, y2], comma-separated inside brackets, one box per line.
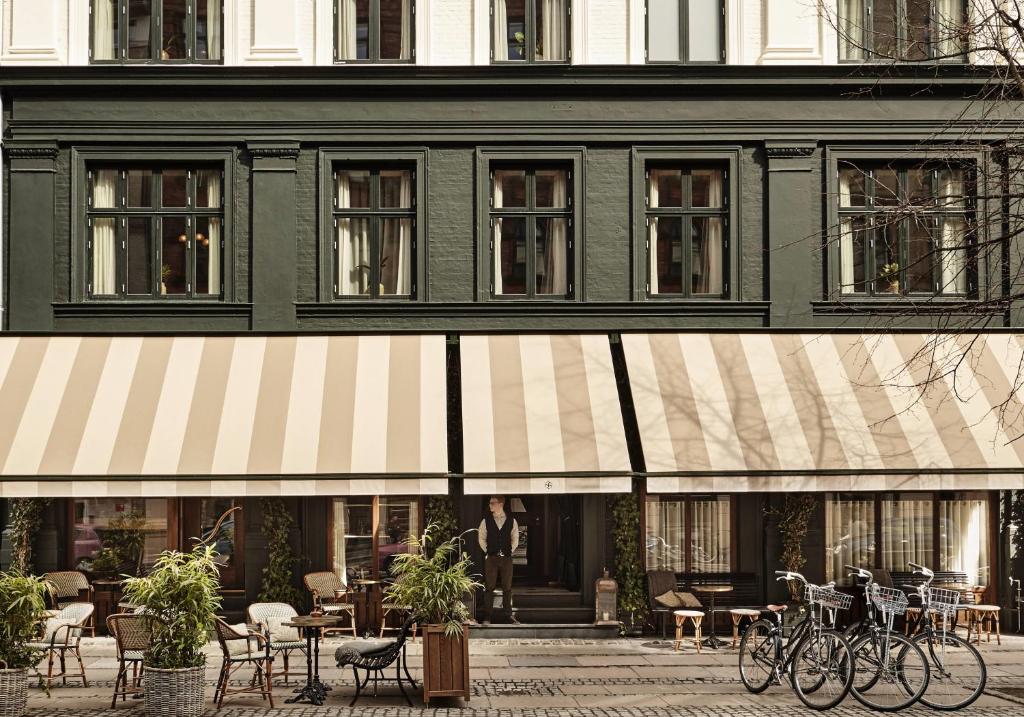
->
[8, 498, 51, 574]
[257, 498, 302, 607]
[425, 496, 459, 543]
[608, 491, 646, 629]
[766, 494, 817, 601]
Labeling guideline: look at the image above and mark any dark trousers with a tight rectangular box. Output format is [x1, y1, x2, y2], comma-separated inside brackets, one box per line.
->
[483, 555, 513, 622]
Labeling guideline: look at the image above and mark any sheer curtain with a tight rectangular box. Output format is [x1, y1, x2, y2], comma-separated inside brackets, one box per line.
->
[940, 497, 989, 586]
[839, 170, 855, 293]
[934, 0, 963, 57]
[380, 173, 412, 295]
[839, 0, 865, 60]
[400, 0, 412, 59]
[92, 171, 118, 295]
[538, 0, 566, 61]
[825, 495, 875, 585]
[332, 499, 348, 577]
[691, 497, 729, 572]
[207, 0, 222, 60]
[336, 174, 370, 295]
[646, 499, 685, 572]
[939, 170, 966, 294]
[206, 174, 222, 294]
[540, 172, 567, 295]
[697, 172, 723, 294]
[493, 178, 504, 294]
[493, 0, 509, 59]
[881, 495, 933, 572]
[648, 176, 660, 295]
[338, 0, 358, 59]
[94, 0, 118, 60]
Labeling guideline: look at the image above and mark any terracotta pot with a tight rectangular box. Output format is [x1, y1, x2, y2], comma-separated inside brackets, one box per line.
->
[421, 623, 470, 703]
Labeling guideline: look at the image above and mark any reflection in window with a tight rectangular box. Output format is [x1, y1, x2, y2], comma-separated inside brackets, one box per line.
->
[645, 495, 730, 573]
[839, 0, 965, 60]
[332, 497, 421, 580]
[825, 493, 876, 585]
[72, 498, 168, 575]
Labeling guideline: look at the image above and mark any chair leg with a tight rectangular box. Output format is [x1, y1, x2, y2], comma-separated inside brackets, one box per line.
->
[350, 666, 362, 707]
[265, 658, 275, 708]
[694, 618, 702, 654]
[673, 618, 682, 652]
[75, 646, 88, 687]
[214, 662, 226, 707]
[732, 615, 741, 649]
[995, 613, 1001, 645]
[396, 653, 413, 707]
[111, 665, 123, 709]
[401, 648, 417, 689]
[60, 650, 67, 685]
[282, 650, 290, 685]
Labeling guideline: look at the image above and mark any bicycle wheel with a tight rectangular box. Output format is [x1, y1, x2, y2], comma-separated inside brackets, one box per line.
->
[790, 630, 854, 710]
[849, 631, 930, 711]
[911, 631, 986, 710]
[738, 619, 776, 694]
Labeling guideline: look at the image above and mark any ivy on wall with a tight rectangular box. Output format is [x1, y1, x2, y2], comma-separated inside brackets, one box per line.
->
[608, 491, 646, 628]
[425, 495, 459, 543]
[257, 497, 302, 607]
[8, 498, 51, 574]
[766, 494, 816, 601]
[1005, 490, 1024, 584]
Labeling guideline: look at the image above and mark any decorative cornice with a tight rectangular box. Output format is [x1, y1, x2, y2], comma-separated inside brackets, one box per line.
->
[765, 145, 815, 158]
[6, 146, 59, 159]
[248, 146, 301, 159]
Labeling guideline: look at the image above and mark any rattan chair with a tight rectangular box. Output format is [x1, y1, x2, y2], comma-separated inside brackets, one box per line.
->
[303, 571, 357, 637]
[106, 613, 152, 707]
[43, 571, 95, 637]
[246, 602, 307, 685]
[213, 618, 274, 709]
[30, 603, 94, 688]
[335, 616, 418, 707]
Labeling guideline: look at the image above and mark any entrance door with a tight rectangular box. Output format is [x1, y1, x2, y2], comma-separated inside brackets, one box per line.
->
[181, 498, 244, 589]
[508, 495, 581, 590]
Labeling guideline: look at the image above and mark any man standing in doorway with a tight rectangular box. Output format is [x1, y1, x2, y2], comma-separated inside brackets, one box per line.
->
[478, 496, 519, 625]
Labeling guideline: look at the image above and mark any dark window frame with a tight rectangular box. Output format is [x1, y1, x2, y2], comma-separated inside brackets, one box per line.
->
[837, 0, 968, 63]
[644, 0, 727, 64]
[490, 0, 572, 64]
[89, 0, 224, 64]
[643, 493, 737, 573]
[333, 0, 417, 64]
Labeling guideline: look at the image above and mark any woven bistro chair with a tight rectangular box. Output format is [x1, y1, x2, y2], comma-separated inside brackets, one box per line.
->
[303, 571, 357, 637]
[335, 616, 418, 707]
[246, 602, 307, 685]
[213, 618, 274, 709]
[30, 603, 94, 688]
[43, 571, 95, 637]
[106, 613, 152, 707]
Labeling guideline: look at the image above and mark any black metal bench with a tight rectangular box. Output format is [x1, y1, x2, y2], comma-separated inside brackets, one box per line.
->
[645, 571, 760, 637]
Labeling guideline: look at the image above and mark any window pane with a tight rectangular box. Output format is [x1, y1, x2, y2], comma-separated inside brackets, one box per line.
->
[380, 0, 412, 60]
[73, 498, 168, 574]
[871, 167, 900, 206]
[691, 496, 730, 572]
[874, 222, 900, 294]
[839, 0, 866, 60]
[905, 0, 930, 60]
[493, 170, 526, 208]
[536, 169, 568, 208]
[92, 218, 118, 296]
[337, 218, 372, 295]
[161, 217, 188, 295]
[687, 0, 720, 62]
[377, 497, 419, 576]
[881, 494, 933, 573]
[692, 168, 724, 207]
[839, 215, 868, 294]
[128, 0, 153, 59]
[162, 169, 188, 208]
[692, 216, 723, 294]
[127, 218, 153, 295]
[906, 218, 936, 293]
[332, 498, 375, 580]
[935, 0, 965, 57]
[199, 499, 237, 567]
[536, 217, 568, 295]
[939, 217, 967, 294]
[650, 216, 683, 295]
[825, 494, 876, 586]
[937, 168, 965, 210]
[647, 0, 681, 62]
[161, 0, 188, 60]
[906, 167, 931, 205]
[871, 0, 899, 57]
[839, 164, 867, 207]
[496, 0, 527, 60]
[127, 170, 153, 208]
[646, 497, 685, 572]
[380, 170, 413, 208]
[380, 218, 413, 296]
[336, 170, 371, 208]
[495, 217, 527, 295]
[649, 169, 682, 208]
[535, 0, 567, 61]
[337, 0, 370, 59]
[196, 0, 223, 60]
[196, 170, 222, 209]
[92, 169, 119, 209]
[939, 495, 989, 586]
[93, 0, 119, 60]
[195, 217, 221, 296]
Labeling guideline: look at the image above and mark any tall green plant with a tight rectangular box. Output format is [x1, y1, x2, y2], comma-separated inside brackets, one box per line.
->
[767, 494, 817, 601]
[0, 572, 50, 670]
[8, 499, 51, 574]
[385, 524, 481, 638]
[121, 546, 222, 669]
[257, 498, 301, 607]
[608, 492, 646, 627]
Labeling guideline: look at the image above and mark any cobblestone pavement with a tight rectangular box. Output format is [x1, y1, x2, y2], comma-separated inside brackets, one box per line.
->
[25, 632, 1024, 715]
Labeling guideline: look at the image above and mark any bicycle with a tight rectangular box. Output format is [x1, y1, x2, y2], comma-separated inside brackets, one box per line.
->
[844, 565, 930, 711]
[901, 561, 987, 710]
[738, 570, 855, 710]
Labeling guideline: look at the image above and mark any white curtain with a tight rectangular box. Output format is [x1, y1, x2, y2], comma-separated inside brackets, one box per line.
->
[400, 0, 412, 59]
[332, 499, 348, 577]
[493, 0, 509, 59]
[838, 0, 865, 60]
[881, 496, 933, 572]
[336, 174, 370, 295]
[940, 497, 989, 586]
[648, 176, 660, 295]
[839, 170, 855, 294]
[647, 499, 685, 572]
[540, 172, 567, 295]
[939, 170, 966, 294]
[207, 0, 222, 60]
[493, 178, 504, 294]
[94, 0, 117, 60]
[380, 173, 412, 295]
[92, 171, 118, 295]
[697, 172, 723, 294]
[934, 0, 962, 57]
[338, 0, 358, 59]
[825, 495, 875, 585]
[691, 497, 729, 573]
[538, 0, 566, 61]
[206, 174, 222, 295]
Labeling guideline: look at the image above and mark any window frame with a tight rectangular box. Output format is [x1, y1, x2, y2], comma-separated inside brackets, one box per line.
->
[89, 0, 224, 64]
[476, 147, 584, 302]
[644, 0, 726, 64]
[490, 0, 572, 64]
[318, 149, 428, 304]
[333, 0, 417, 64]
[74, 149, 234, 303]
[328, 496, 424, 581]
[644, 493, 736, 573]
[837, 0, 968, 63]
[631, 147, 740, 302]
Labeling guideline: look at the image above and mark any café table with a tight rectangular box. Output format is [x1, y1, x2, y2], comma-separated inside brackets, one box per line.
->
[283, 615, 345, 705]
[692, 584, 733, 649]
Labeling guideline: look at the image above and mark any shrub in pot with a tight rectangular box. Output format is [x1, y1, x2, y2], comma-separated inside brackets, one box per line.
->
[385, 525, 481, 703]
[122, 546, 221, 717]
[0, 572, 49, 717]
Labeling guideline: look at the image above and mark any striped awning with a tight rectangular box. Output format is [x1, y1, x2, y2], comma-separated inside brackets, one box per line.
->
[460, 334, 632, 494]
[0, 478, 448, 498]
[0, 335, 447, 483]
[622, 332, 1024, 492]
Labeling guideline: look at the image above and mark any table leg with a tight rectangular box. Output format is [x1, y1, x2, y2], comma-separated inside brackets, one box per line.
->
[286, 628, 324, 705]
[701, 595, 726, 649]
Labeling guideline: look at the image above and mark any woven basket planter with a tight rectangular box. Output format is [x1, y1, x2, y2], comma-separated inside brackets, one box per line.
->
[144, 665, 205, 717]
[0, 668, 28, 717]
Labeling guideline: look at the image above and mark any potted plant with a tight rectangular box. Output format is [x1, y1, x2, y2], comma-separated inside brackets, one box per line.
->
[766, 494, 817, 603]
[121, 546, 222, 717]
[385, 525, 481, 703]
[879, 262, 900, 293]
[0, 572, 50, 717]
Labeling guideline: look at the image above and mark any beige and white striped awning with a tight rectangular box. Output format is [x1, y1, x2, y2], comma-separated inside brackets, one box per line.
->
[460, 334, 632, 494]
[623, 332, 1024, 492]
[0, 335, 448, 492]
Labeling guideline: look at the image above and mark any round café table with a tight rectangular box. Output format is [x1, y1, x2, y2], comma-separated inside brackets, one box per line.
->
[692, 584, 733, 649]
[283, 615, 345, 705]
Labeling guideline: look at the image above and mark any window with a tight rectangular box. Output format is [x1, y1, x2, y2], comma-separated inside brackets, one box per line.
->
[87, 166, 224, 299]
[331, 497, 420, 580]
[836, 161, 972, 297]
[839, 0, 966, 61]
[645, 165, 727, 297]
[333, 167, 416, 299]
[91, 0, 223, 62]
[646, 0, 724, 63]
[72, 498, 169, 573]
[490, 166, 573, 298]
[645, 495, 731, 573]
[335, 0, 414, 62]
[492, 0, 569, 62]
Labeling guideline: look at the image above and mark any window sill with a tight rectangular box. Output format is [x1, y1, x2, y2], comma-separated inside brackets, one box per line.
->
[54, 302, 252, 318]
[812, 297, 980, 315]
[297, 300, 769, 319]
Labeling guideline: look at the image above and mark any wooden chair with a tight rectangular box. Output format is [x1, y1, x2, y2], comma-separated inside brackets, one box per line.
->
[967, 605, 1001, 645]
[673, 610, 703, 653]
[30, 603, 94, 688]
[729, 609, 762, 648]
[213, 618, 274, 709]
[246, 602, 307, 685]
[106, 613, 152, 707]
[43, 571, 95, 637]
[303, 571, 357, 637]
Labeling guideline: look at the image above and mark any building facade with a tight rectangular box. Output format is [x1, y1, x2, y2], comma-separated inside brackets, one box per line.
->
[0, 0, 1021, 623]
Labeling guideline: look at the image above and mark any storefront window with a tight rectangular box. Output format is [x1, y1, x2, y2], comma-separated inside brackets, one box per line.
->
[377, 498, 419, 576]
[940, 494, 989, 586]
[881, 493, 933, 572]
[645, 495, 730, 573]
[199, 498, 237, 567]
[72, 498, 168, 573]
[825, 493, 876, 585]
[332, 497, 419, 580]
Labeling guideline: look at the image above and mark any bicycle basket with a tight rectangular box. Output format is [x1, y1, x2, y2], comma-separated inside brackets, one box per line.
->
[927, 587, 961, 618]
[870, 585, 909, 616]
[804, 585, 853, 611]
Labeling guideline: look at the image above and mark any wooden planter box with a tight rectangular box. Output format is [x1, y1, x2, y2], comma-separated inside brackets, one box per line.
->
[421, 623, 470, 703]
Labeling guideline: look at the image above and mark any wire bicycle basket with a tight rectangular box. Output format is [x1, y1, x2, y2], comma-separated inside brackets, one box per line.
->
[804, 584, 853, 611]
[926, 587, 961, 618]
[870, 585, 909, 617]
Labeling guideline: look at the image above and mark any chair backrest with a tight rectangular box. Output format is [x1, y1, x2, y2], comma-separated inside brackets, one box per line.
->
[247, 602, 301, 642]
[214, 618, 253, 657]
[646, 570, 678, 608]
[304, 571, 344, 596]
[58, 603, 95, 640]
[107, 613, 152, 654]
[43, 571, 90, 602]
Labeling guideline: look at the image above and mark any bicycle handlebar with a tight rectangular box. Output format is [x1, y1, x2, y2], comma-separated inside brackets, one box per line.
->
[845, 565, 873, 581]
[908, 562, 935, 583]
[775, 570, 807, 585]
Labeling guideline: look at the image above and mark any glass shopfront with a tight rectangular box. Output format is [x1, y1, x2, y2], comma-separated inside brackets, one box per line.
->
[330, 496, 420, 580]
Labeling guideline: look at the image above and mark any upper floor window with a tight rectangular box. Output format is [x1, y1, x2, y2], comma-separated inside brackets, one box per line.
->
[91, 0, 223, 63]
[492, 0, 569, 62]
[87, 166, 224, 299]
[836, 161, 973, 297]
[646, 0, 725, 63]
[336, 0, 414, 62]
[838, 0, 966, 61]
[645, 165, 727, 297]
